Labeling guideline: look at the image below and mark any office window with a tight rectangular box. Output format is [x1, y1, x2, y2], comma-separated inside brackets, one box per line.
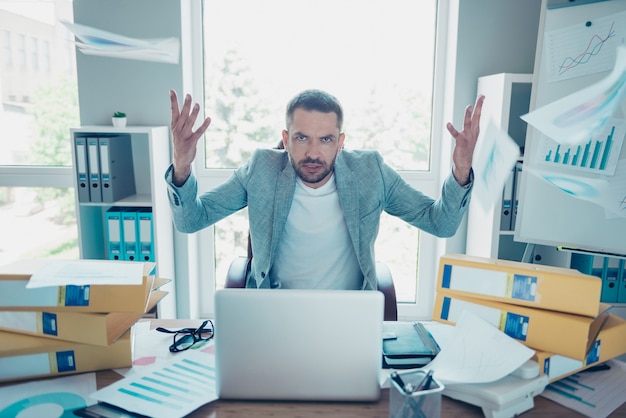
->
[42, 40, 50, 72]
[16, 34, 25, 70]
[0, 1, 78, 268]
[30, 37, 38, 71]
[201, 0, 438, 312]
[1, 30, 10, 67]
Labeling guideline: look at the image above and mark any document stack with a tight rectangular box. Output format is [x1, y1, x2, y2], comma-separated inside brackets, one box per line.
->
[432, 253, 626, 383]
[0, 259, 168, 383]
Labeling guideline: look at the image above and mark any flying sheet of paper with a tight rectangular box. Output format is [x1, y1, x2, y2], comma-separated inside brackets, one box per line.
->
[472, 119, 521, 210]
[541, 359, 626, 418]
[426, 310, 535, 384]
[526, 158, 626, 219]
[0, 373, 97, 416]
[522, 45, 626, 146]
[26, 259, 145, 288]
[62, 21, 180, 64]
[94, 350, 218, 418]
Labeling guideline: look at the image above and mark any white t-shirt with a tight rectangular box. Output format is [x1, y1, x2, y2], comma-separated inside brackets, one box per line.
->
[271, 174, 363, 289]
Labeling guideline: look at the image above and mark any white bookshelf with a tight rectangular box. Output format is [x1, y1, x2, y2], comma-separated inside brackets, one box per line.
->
[465, 73, 569, 267]
[70, 126, 175, 317]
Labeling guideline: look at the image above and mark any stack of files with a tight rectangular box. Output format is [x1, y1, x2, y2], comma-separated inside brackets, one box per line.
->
[0, 259, 169, 383]
[432, 254, 616, 369]
[74, 134, 136, 203]
[382, 321, 440, 369]
[534, 314, 626, 383]
[106, 206, 154, 262]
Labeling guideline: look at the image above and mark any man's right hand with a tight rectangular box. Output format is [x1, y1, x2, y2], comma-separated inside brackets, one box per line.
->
[170, 89, 212, 186]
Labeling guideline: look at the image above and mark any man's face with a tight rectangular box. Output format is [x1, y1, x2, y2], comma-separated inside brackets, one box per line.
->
[282, 109, 345, 189]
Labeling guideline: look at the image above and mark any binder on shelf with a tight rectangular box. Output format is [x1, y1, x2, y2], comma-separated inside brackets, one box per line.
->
[510, 162, 522, 230]
[122, 209, 139, 261]
[617, 259, 626, 303]
[0, 289, 166, 346]
[106, 206, 124, 260]
[137, 208, 155, 262]
[595, 257, 619, 303]
[98, 135, 136, 203]
[0, 259, 157, 313]
[87, 137, 102, 203]
[0, 329, 132, 383]
[500, 169, 514, 231]
[73, 137, 91, 202]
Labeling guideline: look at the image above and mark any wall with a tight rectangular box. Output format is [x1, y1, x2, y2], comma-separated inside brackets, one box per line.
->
[73, 0, 183, 126]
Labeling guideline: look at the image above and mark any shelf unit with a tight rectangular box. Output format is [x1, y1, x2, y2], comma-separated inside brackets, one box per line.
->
[465, 73, 569, 267]
[70, 126, 175, 317]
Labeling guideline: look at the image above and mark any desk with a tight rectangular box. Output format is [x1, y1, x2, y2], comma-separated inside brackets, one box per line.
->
[93, 319, 626, 418]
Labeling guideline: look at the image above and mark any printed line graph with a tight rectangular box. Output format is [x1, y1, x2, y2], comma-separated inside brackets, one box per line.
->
[558, 21, 615, 76]
[547, 11, 626, 82]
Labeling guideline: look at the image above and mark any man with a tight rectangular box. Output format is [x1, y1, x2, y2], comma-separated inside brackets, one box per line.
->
[166, 89, 484, 290]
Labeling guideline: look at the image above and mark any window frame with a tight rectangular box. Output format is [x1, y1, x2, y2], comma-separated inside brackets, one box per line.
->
[188, 0, 456, 320]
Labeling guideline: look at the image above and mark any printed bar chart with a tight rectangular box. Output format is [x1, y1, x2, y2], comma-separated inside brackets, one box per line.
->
[540, 120, 624, 175]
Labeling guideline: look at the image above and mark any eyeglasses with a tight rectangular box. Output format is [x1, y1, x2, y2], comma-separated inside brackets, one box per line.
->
[156, 320, 215, 353]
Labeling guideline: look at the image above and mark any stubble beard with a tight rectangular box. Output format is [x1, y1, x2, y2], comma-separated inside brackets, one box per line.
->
[292, 155, 337, 185]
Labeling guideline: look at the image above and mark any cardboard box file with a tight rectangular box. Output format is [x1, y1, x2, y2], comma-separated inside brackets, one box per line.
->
[0, 290, 167, 346]
[432, 291, 610, 360]
[438, 253, 602, 317]
[534, 314, 626, 382]
[0, 329, 132, 383]
[0, 260, 157, 313]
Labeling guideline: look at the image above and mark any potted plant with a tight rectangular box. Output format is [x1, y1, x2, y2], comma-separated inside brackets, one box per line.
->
[112, 111, 127, 128]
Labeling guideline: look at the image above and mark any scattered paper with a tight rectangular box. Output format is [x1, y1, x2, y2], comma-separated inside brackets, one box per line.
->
[526, 159, 626, 218]
[94, 350, 218, 418]
[522, 45, 626, 146]
[118, 320, 215, 378]
[426, 310, 535, 384]
[62, 21, 180, 64]
[26, 260, 145, 288]
[472, 119, 521, 210]
[541, 359, 626, 418]
[0, 373, 97, 416]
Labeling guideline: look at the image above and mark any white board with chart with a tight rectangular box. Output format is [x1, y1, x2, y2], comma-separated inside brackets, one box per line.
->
[515, 0, 626, 256]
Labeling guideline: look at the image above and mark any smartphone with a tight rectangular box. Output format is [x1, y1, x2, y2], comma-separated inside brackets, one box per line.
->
[73, 403, 148, 418]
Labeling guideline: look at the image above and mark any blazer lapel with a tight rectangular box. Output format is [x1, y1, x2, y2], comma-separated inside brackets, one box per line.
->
[335, 156, 360, 254]
[270, 163, 296, 258]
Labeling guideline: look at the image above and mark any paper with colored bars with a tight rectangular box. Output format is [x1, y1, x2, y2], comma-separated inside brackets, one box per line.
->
[94, 350, 217, 418]
[540, 359, 626, 418]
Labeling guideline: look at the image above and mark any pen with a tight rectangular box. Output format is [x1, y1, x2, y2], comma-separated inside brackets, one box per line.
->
[416, 369, 434, 392]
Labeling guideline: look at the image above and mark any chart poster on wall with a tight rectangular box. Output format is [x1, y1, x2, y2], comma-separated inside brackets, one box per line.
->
[546, 10, 626, 83]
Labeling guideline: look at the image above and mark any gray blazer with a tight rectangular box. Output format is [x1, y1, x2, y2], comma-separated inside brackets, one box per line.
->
[166, 149, 472, 290]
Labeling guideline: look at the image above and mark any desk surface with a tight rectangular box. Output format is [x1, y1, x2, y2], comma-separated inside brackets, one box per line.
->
[93, 319, 626, 418]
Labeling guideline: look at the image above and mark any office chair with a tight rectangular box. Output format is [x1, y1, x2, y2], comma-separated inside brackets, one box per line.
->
[225, 255, 398, 321]
[224, 141, 398, 321]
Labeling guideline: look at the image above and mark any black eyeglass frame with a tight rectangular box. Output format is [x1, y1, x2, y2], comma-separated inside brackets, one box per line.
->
[155, 319, 215, 353]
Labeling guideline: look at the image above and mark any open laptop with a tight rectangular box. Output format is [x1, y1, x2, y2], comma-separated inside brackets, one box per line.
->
[214, 288, 384, 401]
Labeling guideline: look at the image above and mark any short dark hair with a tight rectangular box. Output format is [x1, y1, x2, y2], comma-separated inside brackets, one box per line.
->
[285, 89, 343, 130]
